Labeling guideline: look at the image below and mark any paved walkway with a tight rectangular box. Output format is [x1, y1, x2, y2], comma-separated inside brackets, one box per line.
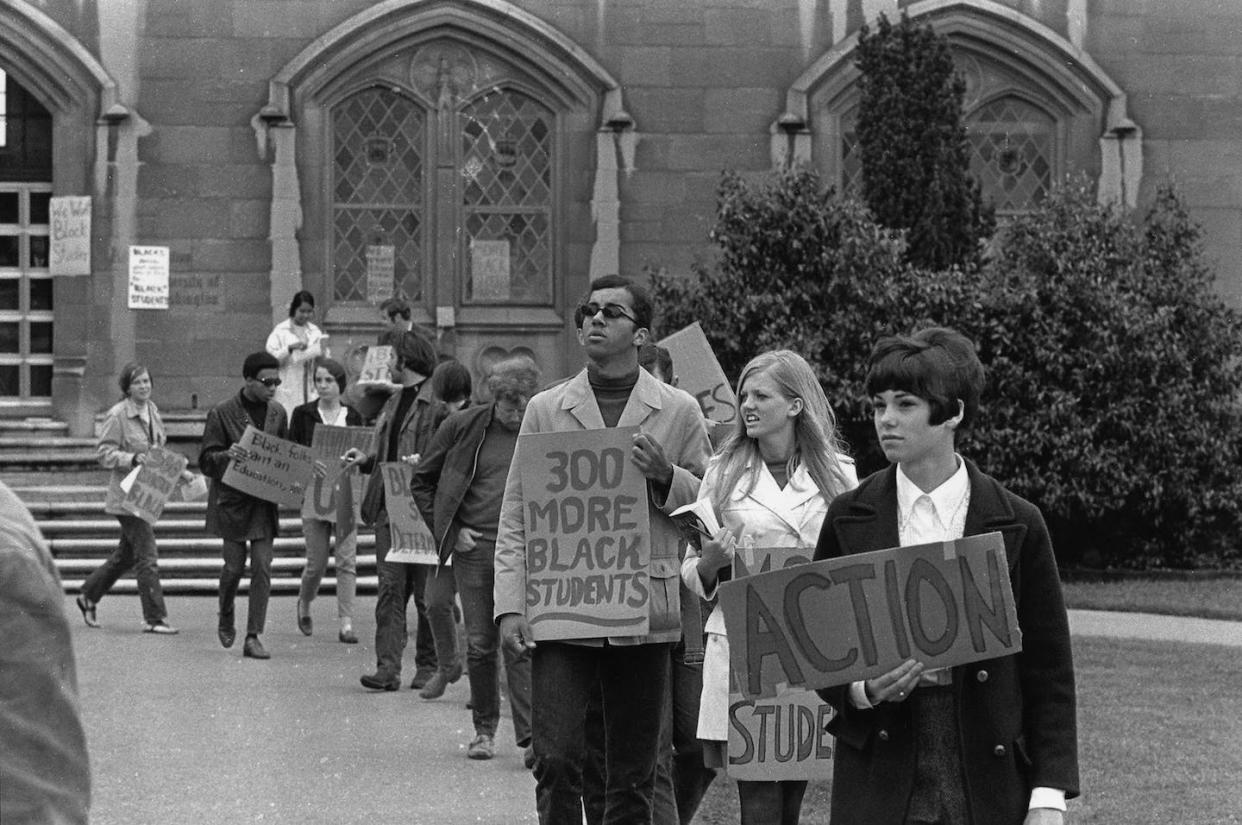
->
[1068, 608, 1242, 647]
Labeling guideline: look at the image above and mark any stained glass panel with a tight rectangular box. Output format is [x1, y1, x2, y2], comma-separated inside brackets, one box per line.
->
[332, 89, 426, 302]
[967, 97, 1054, 213]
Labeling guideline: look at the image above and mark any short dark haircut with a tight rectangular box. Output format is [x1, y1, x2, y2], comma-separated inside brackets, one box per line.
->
[118, 362, 150, 397]
[313, 357, 348, 394]
[487, 355, 542, 404]
[288, 289, 316, 318]
[431, 360, 473, 406]
[574, 275, 653, 331]
[637, 344, 673, 382]
[864, 327, 984, 427]
[380, 296, 411, 321]
[243, 351, 280, 379]
[393, 330, 437, 378]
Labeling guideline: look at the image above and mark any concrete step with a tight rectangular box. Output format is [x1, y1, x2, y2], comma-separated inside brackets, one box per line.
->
[0, 417, 69, 435]
[48, 535, 377, 555]
[60, 575, 380, 595]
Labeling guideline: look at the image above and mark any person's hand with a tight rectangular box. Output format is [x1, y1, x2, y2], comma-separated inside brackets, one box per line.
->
[132, 452, 147, 467]
[179, 470, 194, 483]
[312, 459, 329, 479]
[498, 613, 536, 654]
[227, 444, 253, 463]
[288, 340, 308, 353]
[697, 527, 737, 589]
[455, 527, 481, 554]
[401, 452, 420, 467]
[631, 432, 673, 486]
[863, 659, 925, 705]
[341, 447, 366, 469]
[1024, 809, 1063, 825]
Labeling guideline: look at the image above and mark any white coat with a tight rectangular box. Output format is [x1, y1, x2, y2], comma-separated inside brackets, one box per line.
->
[265, 318, 328, 416]
[681, 453, 857, 741]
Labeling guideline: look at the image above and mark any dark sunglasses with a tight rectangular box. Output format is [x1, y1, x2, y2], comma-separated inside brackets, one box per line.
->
[578, 302, 638, 324]
[256, 377, 282, 388]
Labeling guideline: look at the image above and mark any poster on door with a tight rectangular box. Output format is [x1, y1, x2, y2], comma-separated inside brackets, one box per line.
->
[128, 246, 170, 309]
[365, 245, 395, 305]
[49, 196, 91, 276]
[470, 238, 511, 300]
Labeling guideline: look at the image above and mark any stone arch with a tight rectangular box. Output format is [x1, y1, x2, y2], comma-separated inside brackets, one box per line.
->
[773, 0, 1140, 207]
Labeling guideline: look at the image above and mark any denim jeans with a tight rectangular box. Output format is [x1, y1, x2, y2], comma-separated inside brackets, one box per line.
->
[453, 540, 531, 743]
[424, 562, 460, 672]
[219, 537, 273, 636]
[82, 515, 168, 624]
[299, 518, 357, 620]
[373, 510, 435, 679]
[652, 640, 717, 825]
[533, 641, 671, 825]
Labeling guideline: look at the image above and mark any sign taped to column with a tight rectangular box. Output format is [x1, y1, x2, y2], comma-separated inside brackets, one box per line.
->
[518, 427, 651, 640]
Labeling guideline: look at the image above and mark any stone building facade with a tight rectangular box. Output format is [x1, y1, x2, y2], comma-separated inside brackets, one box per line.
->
[0, 0, 1236, 434]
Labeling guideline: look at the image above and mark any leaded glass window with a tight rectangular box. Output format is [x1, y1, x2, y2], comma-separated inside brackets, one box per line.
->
[966, 96, 1054, 213]
[331, 88, 426, 302]
[459, 90, 553, 304]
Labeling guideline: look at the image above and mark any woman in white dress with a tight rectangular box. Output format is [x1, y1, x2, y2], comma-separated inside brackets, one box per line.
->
[265, 289, 328, 416]
[681, 350, 857, 825]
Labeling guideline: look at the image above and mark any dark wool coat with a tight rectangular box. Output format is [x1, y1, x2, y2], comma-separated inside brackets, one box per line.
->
[813, 460, 1079, 825]
[357, 380, 444, 525]
[199, 391, 288, 541]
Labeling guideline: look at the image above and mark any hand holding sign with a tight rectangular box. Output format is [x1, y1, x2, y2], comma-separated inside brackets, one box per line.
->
[630, 431, 673, 486]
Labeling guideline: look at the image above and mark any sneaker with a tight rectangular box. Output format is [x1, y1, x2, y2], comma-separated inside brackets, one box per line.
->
[75, 595, 100, 628]
[467, 733, 495, 760]
[143, 621, 179, 635]
[419, 661, 464, 700]
[338, 627, 358, 644]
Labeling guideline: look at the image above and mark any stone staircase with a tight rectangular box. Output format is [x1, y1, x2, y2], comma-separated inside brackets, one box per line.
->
[2, 416, 378, 594]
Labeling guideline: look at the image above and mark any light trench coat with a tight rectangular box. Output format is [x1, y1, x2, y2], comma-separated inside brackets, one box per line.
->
[681, 454, 857, 741]
[265, 318, 328, 415]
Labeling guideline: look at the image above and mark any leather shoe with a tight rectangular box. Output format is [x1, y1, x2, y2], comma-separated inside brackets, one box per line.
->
[242, 635, 270, 659]
[419, 661, 464, 699]
[338, 628, 358, 644]
[409, 665, 436, 690]
[217, 624, 236, 649]
[296, 599, 312, 636]
[523, 746, 537, 771]
[360, 672, 400, 691]
[75, 595, 100, 628]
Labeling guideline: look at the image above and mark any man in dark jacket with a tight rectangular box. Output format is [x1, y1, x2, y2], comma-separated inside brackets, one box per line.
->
[411, 356, 540, 760]
[813, 328, 1078, 825]
[343, 330, 444, 691]
[199, 351, 288, 660]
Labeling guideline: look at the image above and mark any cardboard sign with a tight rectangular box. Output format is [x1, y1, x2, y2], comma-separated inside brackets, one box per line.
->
[381, 462, 439, 564]
[221, 426, 316, 508]
[301, 425, 373, 523]
[127, 245, 170, 309]
[365, 245, 395, 305]
[357, 345, 393, 385]
[119, 446, 187, 525]
[518, 427, 652, 641]
[718, 532, 1022, 698]
[49, 196, 91, 276]
[728, 684, 834, 780]
[658, 322, 736, 426]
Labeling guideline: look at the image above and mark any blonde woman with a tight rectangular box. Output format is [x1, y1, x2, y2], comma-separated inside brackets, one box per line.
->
[681, 350, 857, 825]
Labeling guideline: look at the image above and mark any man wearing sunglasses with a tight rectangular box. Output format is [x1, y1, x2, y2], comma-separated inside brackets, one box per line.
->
[199, 351, 289, 660]
[495, 275, 712, 825]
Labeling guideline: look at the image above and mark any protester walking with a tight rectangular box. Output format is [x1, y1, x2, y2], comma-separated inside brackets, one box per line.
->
[813, 328, 1079, 825]
[199, 351, 289, 660]
[76, 362, 188, 635]
[266, 289, 328, 416]
[412, 356, 539, 761]
[682, 350, 856, 825]
[289, 357, 363, 644]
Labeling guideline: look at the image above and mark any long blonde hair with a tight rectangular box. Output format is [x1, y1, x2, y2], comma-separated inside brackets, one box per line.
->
[709, 350, 852, 515]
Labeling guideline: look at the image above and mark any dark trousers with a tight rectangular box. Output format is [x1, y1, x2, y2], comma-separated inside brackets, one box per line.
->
[424, 562, 461, 673]
[653, 641, 717, 825]
[82, 514, 168, 624]
[905, 687, 968, 825]
[737, 780, 809, 825]
[373, 510, 435, 679]
[219, 537, 273, 636]
[533, 641, 671, 825]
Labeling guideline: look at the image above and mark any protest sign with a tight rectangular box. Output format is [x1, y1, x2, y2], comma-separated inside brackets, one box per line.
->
[301, 425, 373, 523]
[221, 426, 315, 508]
[119, 446, 187, 525]
[658, 322, 736, 426]
[357, 345, 394, 385]
[381, 462, 439, 564]
[49, 196, 91, 276]
[518, 427, 651, 641]
[127, 245, 170, 309]
[728, 684, 834, 780]
[718, 532, 1022, 698]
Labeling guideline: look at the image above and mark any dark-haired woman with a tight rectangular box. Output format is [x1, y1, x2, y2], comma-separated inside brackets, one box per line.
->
[76, 362, 188, 634]
[266, 289, 328, 416]
[289, 358, 363, 643]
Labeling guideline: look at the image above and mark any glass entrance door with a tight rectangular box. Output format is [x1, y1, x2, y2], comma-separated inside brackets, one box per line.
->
[0, 183, 53, 407]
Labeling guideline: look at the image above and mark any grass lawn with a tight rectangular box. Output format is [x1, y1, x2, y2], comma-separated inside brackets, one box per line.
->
[1062, 577, 1242, 621]
[692, 635, 1242, 824]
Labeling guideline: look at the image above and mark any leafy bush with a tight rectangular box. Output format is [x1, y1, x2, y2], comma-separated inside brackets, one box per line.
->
[651, 168, 1242, 569]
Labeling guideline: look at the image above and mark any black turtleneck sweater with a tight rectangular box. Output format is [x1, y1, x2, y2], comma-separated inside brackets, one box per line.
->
[588, 367, 638, 427]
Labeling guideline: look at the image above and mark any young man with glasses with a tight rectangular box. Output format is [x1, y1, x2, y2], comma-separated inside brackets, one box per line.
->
[495, 275, 712, 824]
[199, 351, 289, 660]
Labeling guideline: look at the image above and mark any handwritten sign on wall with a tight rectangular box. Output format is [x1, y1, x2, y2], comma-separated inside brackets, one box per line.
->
[49, 196, 91, 276]
[128, 245, 170, 310]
